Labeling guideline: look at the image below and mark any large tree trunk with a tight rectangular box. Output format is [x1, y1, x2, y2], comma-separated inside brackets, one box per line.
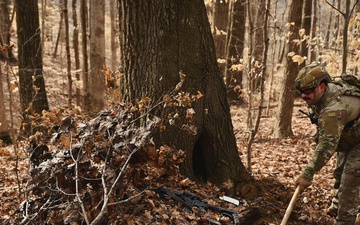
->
[119, 0, 253, 194]
[15, 0, 49, 135]
[273, 0, 303, 138]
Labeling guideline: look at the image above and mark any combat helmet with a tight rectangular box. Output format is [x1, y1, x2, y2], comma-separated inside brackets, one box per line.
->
[295, 63, 332, 91]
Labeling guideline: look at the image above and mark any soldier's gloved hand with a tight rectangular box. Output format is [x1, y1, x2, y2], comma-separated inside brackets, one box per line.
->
[296, 176, 312, 192]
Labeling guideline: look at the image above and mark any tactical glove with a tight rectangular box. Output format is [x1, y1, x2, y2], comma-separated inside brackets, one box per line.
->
[296, 176, 312, 192]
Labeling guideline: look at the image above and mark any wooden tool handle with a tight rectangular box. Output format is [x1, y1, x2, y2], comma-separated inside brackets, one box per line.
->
[280, 186, 301, 225]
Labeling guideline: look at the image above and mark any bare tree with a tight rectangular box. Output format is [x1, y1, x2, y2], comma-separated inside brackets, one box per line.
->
[324, 0, 335, 48]
[72, 0, 81, 106]
[0, 0, 14, 142]
[224, 0, 246, 103]
[110, 0, 117, 71]
[0, 65, 10, 143]
[246, 0, 270, 172]
[326, 0, 360, 73]
[300, 0, 312, 63]
[273, 0, 304, 138]
[308, 0, 317, 62]
[64, 0, 72, 107]
[81, 0, 89, 111]
[89, 0, 105, 114]
[15, 0, 49, 135]
[251, 0, 266, 90]
[0, 0, 17, 64]
[53, 0, 64, 59]
[213, 0, 229, 60]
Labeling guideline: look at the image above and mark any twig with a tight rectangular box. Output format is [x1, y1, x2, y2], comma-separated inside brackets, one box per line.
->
[69, 132, 90, 225]
[21, 198, 52, 225]
[108, 187, 150, 206]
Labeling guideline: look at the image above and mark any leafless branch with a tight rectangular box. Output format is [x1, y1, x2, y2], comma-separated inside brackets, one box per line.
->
[325, 0, 345, 17]
[108, 187, 150, 206]
[69, 133, 90, 225]
[350, 0, 360, 17]
[20, 198, 52, 225]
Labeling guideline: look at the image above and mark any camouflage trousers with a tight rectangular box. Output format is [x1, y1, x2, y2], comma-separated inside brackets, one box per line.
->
[332, 143, 360, 225]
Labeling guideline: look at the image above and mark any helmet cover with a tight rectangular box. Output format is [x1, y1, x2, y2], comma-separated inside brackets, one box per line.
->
[295, 63, 332, 91]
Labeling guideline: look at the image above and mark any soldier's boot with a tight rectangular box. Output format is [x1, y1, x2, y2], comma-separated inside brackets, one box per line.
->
[326, 190, 339, 217]
[326, 202, 338, 217]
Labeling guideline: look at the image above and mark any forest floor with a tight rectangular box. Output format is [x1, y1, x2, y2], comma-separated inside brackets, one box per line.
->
[0, 101, 338, 225]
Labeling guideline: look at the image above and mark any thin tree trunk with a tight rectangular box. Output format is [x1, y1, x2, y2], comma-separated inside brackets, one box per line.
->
[324, 0, 335, 48]
[81, 0, 89, 111]
[246, 0, 254, 129]
[64, 0, 72, 106]
[332, 0, 341, 48]
[53, 0, 64, 59]
[72, 0, 81, 106]
[0, 0, 16, 63]
[273, 0, 303, 138]
[309, 0, 317, 62]
[247, 0, 270, 173]
[300, 0, 312, 64]
[0, 64, 10, 142]
[224, 0, 245, 103]
[110, 0, 117, 71]
[342, 0, 350, 73]
[224, 0, 234, 87]
[41, 0, 46, 55]
[89, 0, 105, 114]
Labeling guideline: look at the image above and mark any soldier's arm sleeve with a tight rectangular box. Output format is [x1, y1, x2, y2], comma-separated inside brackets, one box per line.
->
[301, 110, 348, 181]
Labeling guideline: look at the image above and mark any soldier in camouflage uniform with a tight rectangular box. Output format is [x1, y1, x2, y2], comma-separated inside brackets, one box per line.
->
[294, 63, 360, 225]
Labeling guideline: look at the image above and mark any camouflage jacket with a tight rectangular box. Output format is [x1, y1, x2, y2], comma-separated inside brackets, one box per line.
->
[301, 82, 360, 181]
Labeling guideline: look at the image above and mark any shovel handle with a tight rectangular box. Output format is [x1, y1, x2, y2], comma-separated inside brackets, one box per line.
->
[280, 186, 301, 225]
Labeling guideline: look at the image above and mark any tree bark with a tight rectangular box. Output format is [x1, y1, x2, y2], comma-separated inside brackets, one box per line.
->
[72, 0, 81, 106]
[119, 0, 253, 194]
[273, 0, 303, 138]
[15, 0, 49, 135]
[110, 0, 118, 71]
[251, 0, 266, 85]
[81, 0, 89, 111]
[300, 0, 312, 63]
[53, 1, 63, 59]
[0, 0, 17, 64]
[0, 0, 12, 142]
[89, 0, 105, 114]
[213, 0, 229, 59]
[0, 64, 11, 143]
[309, 0, 317, 62]
[64, 0, 72, 106]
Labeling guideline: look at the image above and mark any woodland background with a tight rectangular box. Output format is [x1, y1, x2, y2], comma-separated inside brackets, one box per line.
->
[0, 0, 360, 224]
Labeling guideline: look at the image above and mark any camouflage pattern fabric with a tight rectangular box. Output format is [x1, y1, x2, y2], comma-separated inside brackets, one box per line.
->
[301, 83, 360, 181]
[299, 82, 360, 224]
[336, 143, 360, 225]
